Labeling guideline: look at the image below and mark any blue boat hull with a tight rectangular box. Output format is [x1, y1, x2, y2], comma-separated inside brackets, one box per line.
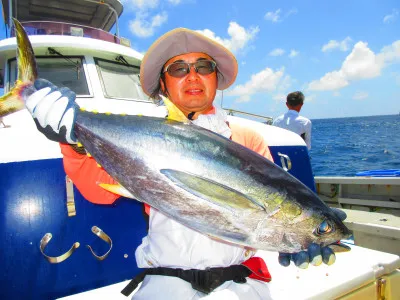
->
[0, 158, 147, 299]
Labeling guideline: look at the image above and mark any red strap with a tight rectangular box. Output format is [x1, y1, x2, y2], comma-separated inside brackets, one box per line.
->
[144, 203, 150, 215]
[241, 256, 272, 282]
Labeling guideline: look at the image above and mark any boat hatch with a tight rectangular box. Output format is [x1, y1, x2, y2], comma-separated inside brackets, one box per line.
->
[2, 0, 123, 33]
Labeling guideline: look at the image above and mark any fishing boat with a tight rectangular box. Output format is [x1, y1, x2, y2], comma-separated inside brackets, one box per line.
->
[0, 0, 399, 299]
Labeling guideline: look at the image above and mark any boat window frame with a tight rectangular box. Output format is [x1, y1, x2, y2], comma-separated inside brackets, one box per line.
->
[7, 55, 92, 97]
[94, 57, 150, 103]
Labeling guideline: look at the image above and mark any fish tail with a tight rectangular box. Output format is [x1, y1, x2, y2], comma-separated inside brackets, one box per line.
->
[0, 18, 38, 117]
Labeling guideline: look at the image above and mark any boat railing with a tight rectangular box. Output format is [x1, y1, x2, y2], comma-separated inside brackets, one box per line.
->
[10, 21, 122, 45]
[224, 108, 273, 125]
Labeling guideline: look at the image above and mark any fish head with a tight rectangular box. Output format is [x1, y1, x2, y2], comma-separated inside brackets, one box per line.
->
[309, 207, 351, 247]
[257, 196, 351, 253]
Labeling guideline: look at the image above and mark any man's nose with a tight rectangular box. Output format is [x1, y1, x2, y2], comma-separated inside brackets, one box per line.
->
[186, 66, 200, 80]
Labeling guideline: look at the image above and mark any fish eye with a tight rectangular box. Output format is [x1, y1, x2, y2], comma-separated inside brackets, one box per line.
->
[314, 220, 334, 236]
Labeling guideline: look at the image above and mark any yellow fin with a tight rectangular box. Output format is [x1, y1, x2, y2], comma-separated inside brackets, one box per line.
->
[160, 95, 189, 123]
[327, 241, 351, 253]
[98, 183, 137, 200]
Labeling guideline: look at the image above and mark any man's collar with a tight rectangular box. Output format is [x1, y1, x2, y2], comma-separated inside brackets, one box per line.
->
[288, 109, 299, 115]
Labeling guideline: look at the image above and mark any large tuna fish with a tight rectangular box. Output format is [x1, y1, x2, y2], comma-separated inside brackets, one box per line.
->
[0, 19, 350, 253]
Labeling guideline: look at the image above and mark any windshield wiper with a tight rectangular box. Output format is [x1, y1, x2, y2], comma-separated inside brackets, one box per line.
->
[47, 47, 82, 79]
[115, 55, 129, 66]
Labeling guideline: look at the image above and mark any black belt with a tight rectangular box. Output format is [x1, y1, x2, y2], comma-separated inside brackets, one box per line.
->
[121, 264, 252, 296]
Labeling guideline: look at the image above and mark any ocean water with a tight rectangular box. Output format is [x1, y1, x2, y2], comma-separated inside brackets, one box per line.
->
[309, 114, 400, 176]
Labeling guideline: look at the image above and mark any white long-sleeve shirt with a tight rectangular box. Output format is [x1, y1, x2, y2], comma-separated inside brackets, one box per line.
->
[273, 110, 312, 150]
[133, 111, 273, 299]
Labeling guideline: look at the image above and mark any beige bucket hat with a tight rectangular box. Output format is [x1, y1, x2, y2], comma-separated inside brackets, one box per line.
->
[140, 28, 238, 97]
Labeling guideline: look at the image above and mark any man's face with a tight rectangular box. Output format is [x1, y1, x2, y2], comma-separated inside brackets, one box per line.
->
[160, 52, 218, 118]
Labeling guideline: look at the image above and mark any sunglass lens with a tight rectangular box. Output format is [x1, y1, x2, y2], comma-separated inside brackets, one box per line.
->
[168, 62, 190, 77]
[166, 61, 216, 77]
[195, 61, 215, 75]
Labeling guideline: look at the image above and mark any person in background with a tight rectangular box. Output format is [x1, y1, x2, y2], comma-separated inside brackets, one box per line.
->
[273, 91, 312, 150]
[25, 28, 341, 299]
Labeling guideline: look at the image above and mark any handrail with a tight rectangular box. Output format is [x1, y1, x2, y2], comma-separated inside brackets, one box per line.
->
[13, 21, 121, 45]
[224, 108, 273, 124]
[83, 0, 120, 37]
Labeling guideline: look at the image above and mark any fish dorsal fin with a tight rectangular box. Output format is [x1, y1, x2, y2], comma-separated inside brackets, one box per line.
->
[160, 95, 190, 123]
[160, 169, 264, 212]
[98, 183, 141, 201]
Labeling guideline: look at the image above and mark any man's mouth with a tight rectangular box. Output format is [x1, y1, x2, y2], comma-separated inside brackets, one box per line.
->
[185, 88, 203, 95]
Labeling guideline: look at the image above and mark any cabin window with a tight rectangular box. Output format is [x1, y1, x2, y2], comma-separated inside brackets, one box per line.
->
[9, 57, 89, 95]
[95, 58, 147, 101]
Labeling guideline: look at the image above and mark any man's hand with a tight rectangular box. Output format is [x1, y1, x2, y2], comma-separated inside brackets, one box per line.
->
[278, 208, 348, 269]
[278, 243, 336, 269]
[26, 78, 78, 144]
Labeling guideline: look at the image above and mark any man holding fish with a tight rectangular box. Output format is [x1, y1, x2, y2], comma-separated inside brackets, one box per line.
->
[5, 21, 348, 299]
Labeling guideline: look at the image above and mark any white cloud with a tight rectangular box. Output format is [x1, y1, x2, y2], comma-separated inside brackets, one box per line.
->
[308, 70, 349, 91]
[196, 22, 259, 53]
[341, 42, 382, 80]
[235, 95, 251, 103]
[264, 9, 281, 22]
[322, 37, 352, 52]
[353, 91, 369, 100]
[227, 67, 286, 102]
[378, 40, 400, 64]
[269, 48, 285, 56]
[383, 9, 399, 23]
[273, 94, 286, 101]
[305, 94, 316, 102]
[285, 9, 298, 18]
[264, 8, 297, 23]
[279, 75, 292, 91]
[125, 0, 186, 37]
[127, 0, 159, 10]
[289, 49, 299, 58]
[129, 12, 168, 37]
[308, 40, 400, 91]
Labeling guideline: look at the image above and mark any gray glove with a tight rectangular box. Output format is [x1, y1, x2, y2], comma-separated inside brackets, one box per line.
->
[26, 79, 78, 144]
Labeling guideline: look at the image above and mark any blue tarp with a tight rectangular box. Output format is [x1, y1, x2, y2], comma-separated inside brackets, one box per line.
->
[356, 169, 400, 177]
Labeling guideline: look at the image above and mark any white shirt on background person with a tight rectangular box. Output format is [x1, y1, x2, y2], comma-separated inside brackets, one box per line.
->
[273, 110, 312, 150]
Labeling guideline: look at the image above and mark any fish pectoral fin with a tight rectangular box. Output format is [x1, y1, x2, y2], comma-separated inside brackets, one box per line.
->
[160, 95, 190, 123]
[327, 241, 351, 253]
[98, 182, 140, 201]
[160, 169, 264, 211]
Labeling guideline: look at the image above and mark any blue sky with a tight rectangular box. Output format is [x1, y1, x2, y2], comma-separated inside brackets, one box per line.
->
[1, 0, 399, 119]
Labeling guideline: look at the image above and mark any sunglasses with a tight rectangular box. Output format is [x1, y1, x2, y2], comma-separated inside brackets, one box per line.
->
[163, 60, 217, 78]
